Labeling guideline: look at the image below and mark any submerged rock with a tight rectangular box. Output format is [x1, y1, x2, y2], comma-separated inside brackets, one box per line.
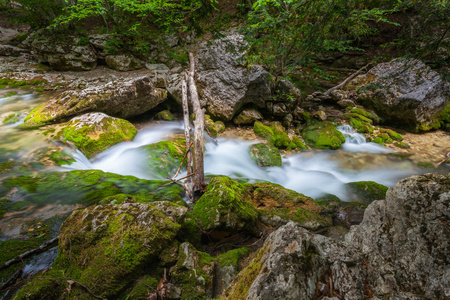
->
[301, 120, 345, 150]
[57, 112, 137, 158]
[249, 143, 282, 167]
[138, 138, 186, 179]
[22, 76, 167, 127]
[350, 58, 450, 132]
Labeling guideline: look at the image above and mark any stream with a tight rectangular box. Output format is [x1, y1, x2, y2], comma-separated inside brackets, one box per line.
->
[0, 90, 427, 284]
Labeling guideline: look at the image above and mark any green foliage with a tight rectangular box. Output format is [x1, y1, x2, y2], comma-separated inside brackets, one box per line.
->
[244, 0, 395, 75]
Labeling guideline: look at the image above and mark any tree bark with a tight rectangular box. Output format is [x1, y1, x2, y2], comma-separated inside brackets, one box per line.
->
[188, 52, 206, 201]
[182, 73, 194, 201]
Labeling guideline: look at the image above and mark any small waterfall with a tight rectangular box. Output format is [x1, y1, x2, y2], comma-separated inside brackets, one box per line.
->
[337, 124, 389, 153]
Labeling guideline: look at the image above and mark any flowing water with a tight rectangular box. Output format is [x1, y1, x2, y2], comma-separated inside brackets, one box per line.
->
[0, 90, 426, 281]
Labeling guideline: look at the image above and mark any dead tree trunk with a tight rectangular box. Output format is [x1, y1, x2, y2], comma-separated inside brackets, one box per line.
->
[181, 73, 193, 200]
[188, 52, 206, 200]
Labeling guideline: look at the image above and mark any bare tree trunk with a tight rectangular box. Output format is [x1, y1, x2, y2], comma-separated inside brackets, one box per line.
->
[182, 74, 193, 201]
[188, 52, 206, 201]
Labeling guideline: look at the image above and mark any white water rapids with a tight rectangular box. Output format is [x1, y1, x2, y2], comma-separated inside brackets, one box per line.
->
[63, 122, 419, 200]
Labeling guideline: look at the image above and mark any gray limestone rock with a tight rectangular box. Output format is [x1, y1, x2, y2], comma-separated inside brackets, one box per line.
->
[105, 54, 144, 71]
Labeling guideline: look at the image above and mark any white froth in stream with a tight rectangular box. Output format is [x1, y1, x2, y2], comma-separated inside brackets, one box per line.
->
[63, 122, 419, 200]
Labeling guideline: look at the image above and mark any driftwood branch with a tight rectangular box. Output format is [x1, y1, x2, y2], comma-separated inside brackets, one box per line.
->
[0, 237, 59, 271]
[323, 62, 371, 97]
[188, 52, 206, 201]
[182, 73, 194, 201]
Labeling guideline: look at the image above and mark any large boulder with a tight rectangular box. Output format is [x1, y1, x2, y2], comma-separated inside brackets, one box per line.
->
[345, 173, 450, 298]
[222, 222, 367, 299]
[350, 59, 450, 131]
[26, 30, 97, 71]
[22, 75, 167, 127]
[301, 120, 346, 150]
[105, 54, 144, 71]
[56, 112, 137, 158]
[194, 33, 272, 121]
[224, 173, 450, 299]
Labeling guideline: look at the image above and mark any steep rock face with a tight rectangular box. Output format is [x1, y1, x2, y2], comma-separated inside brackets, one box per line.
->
[195, 33, 272, 121]
[350, 59, 450, 131]
[224, 173, 449, 299]
[345, 173, 450, 299]
[222, 222, 366, 299]
[22, 75, 167, 127]
[27, 31, 97, 71]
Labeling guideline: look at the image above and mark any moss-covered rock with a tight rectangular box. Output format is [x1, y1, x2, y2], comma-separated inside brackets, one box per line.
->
[170, 242, 215, 300]
[349, 117, 374, 133]
[21, 75, 167, 128]
[16, 202, 184, 299]
[301, 120, 346, 150]
[193, 176, 258, 232]
[0, 169, 185, 209]
[155, 109, 174, 121]
[345, 181, 389, 204]
[394, 141, 410, 149]
[314, 195, 367, 228]
[205, 114, 218, 138]
[288, 135, 308, 151]
[349, 107, 380, 124]
[56, 113, 137, 158]
[253, 121, 291, 149]
[249, 143, 282, 167]
[26, 146, 75, 167]
[245, 182, 331, 230]
[233, 108, 263, 125]
[379, 128, 403, 141]
[139, 138, 187, 178]
[2, 112, 20, 124]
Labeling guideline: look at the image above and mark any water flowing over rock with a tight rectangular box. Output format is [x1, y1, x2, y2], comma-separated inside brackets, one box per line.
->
[56, 112, 137, 158]
[350, 59, 450, 131]
[22, 75, 167, 127]
[224, 173, 450, 299]
[25, 30, 97, 71]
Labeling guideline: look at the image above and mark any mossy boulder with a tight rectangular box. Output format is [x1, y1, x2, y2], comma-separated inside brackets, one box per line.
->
[139, 138, 187, 178]
[253, 121, 291, 149]
[22, 76, 167, 128]
[56, 113, 137, 158]
[245, 182, 331, 230]
[193, 176, 258, 232]
[249, 143, 282, 167]
[170, 242, 215, 299]
[379, 128, 403, 141]
[16, 202, 185, 299]
[288, 135, 308, 151]
[0, 169, 185, 209]
[25, 146, 75, 167]
[155, 109, 174, 121]
[345, 181, 389, 205]
[105, 54, 144, 71]
[301, 120, 345, 150]
[205, 114, 218, 138]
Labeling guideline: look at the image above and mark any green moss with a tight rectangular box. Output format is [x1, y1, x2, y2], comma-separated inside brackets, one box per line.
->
[126, 275, 160, 299]
[215, 121, 226, 134]
[345, 181, 389, 204]
[0, 198, 8, 219]
[49, 202, 182, 298]
[171, 242, 214, 300]
[372, 136, 385, 146]
[349, 107, 380, 124]
[139, 138, 187, 178]
[2, 91, 18, 98]
[393, 141, 410, 149]
[177, 212, 202, 248]
[193, 176, 257, 232]
[221, 244, 269, 299]
[349, 118, 374, 133]
[2, 112, 20, 124]
[156, 109, 174, 121]
[0, 161, 15, 173]
[0, 169, 184, 207]
[377, 132, 393, 144]
[21, 103, 53, 128]
[58, 116, 137, 158]
[205, 114, 218, 138]
[417, 161, 435, 169]
[289, 136, 307, 151]
[215, 247, 251, 268]
[249, 143, 282, 167]
[13, 269, 66, 300]
[380, 128, 403, 141]
[253, 121, 291, 149]
[301, 120, 346, 150]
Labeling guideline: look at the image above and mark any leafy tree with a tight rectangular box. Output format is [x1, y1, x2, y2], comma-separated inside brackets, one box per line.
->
[243, 0, 395, 76]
